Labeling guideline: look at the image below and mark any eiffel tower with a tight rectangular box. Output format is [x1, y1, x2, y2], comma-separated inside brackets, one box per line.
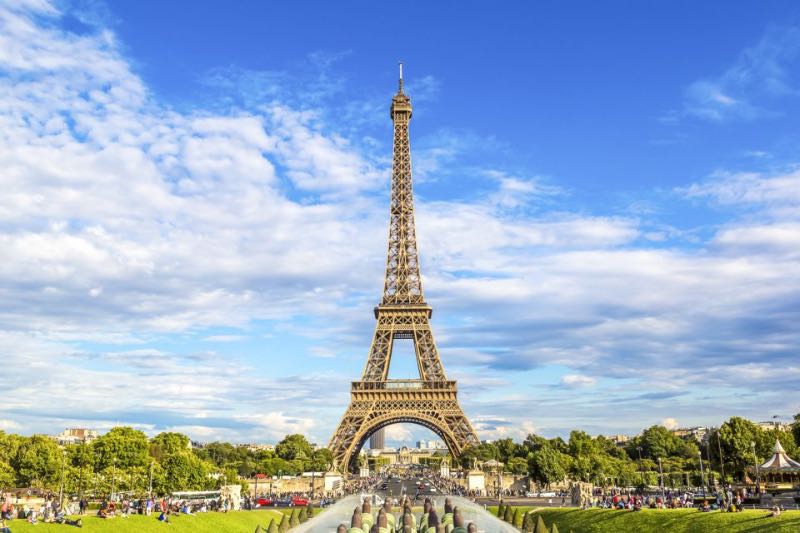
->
[328, 66, 480, 473]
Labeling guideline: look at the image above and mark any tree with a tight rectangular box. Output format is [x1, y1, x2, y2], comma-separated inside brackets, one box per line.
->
[496, 503, 505, 518]
[158, 452, 214, 492]
[507, 456, 528, 475]
[528, 446, 567, 487]
[495, 438, 524, 464]
[523, 434, 549, 454]
[0, 461, 15, 490]
[459, 442, 499, 469]
[534, 515, 548, 533]
[503, 504, 513, 523]
[276, 435, 313, 462]
[12, 435, 61, 488]
[150, 432, 190, 460]
[268, 519, 279, 533]
[93, 427, 150, 470]
[717, 417, 765, 480]
[568, 431, 600, 457]
[311, 448, 333, 472]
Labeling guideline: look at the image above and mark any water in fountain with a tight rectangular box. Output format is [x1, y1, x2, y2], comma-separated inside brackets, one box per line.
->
[293, 494, 519, 533]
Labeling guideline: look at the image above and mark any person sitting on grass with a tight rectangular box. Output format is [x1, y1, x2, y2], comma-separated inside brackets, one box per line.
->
[158, 509, 170, 524]
[770, 504, 781, 517]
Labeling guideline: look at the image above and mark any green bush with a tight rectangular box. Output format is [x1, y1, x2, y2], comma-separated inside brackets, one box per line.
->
[503, 505, 513, 523]
[534, 515, 548, 533]
[522, 511, 534, 532]
[513, 508, 523, 528]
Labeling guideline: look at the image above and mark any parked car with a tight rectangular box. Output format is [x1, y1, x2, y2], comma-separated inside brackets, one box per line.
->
[256, 497, 274, 506]
[291, 496, 309, 506]
[273, 498, 293, 507]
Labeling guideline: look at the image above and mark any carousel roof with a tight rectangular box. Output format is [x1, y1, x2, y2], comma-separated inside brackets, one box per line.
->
[760, 439, 800, 469]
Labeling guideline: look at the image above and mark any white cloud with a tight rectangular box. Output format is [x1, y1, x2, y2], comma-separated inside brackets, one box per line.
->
[0, 0, 798, 444]
[680, 26, 800, 122]
[661, 418, 679, 431]
[560, 374, 596, 388]
[383, 424, 414, 443]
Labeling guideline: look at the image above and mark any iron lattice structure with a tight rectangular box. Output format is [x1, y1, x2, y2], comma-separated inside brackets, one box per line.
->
[328, 68, 480, 473]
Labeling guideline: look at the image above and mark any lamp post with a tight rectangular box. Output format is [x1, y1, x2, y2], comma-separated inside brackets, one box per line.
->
[636, 446, 645, 489]
[698, 450, 706, 499]
[148, 460, 154, 499]
[111, 457, 117, 501]
[657, 457, 665, 503]
[750, 441, 761, 495]
[58, 448, 67, 507]
[716, 429, 725, 486]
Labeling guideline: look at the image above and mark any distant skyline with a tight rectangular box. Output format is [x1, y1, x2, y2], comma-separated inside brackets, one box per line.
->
[1, 0, 799, 447]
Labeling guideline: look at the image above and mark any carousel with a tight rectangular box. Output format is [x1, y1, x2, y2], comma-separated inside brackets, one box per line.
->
[751, 439, 800, 489]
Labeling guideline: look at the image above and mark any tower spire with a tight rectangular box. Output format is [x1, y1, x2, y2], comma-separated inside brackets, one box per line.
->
[398, 62, 404, 93]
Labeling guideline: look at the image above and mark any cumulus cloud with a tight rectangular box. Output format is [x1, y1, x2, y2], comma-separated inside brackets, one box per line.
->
[661, 418, 679, 430]
[0, 0, 798, 446]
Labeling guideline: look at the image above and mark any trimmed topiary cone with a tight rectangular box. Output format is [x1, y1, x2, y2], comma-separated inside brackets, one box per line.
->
[503, 505, 513, 523]
[513, 508, 523, 528]
[268, 519, 279, 533]
[279, 512, 289, 532]
[497, 503, 505, 518]
[522, 511, 534, 532]
[299, 506, 308, 523]
[550, 523, 560, 533]
[534, 515, 548, 533]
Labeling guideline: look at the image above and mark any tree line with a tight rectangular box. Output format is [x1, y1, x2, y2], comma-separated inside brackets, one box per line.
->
[0, 415, 796, 495]
[459, 415, 799, 488]
[0, 429, 329, 496]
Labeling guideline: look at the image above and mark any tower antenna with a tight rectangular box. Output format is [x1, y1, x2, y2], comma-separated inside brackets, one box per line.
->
[399, 62, 404, 93]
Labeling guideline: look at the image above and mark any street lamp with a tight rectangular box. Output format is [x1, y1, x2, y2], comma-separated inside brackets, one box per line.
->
[716, 429, 725, 486]
[149, 460, 154, 499]
[58, 448, 67, 507]
[636, 446, 645, 489]
[698, 450, 706, 499]
[750, 441, 761, 495]
[657, 457, 665, 504]
[111, 457, 117, 501]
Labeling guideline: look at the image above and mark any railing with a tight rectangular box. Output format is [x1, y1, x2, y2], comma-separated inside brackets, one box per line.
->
[352, 380, 457, 391]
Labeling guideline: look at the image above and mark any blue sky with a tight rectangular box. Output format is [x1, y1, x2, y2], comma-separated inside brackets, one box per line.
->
[1, 0, 799, 447]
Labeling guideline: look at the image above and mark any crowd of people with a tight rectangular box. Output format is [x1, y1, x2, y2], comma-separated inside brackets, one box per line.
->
[1, 492, 82, 527]
[580, 486, 771, 513]
[340, 497, 475, 533]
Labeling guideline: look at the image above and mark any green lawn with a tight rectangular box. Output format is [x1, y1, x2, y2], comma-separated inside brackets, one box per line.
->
[489, 506, 800, 533]
[1, 509, 297, 532]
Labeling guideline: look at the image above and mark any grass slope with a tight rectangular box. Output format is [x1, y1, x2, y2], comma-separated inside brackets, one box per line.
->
[3, 509, 289, 533]
[491, 506, 800, 532]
